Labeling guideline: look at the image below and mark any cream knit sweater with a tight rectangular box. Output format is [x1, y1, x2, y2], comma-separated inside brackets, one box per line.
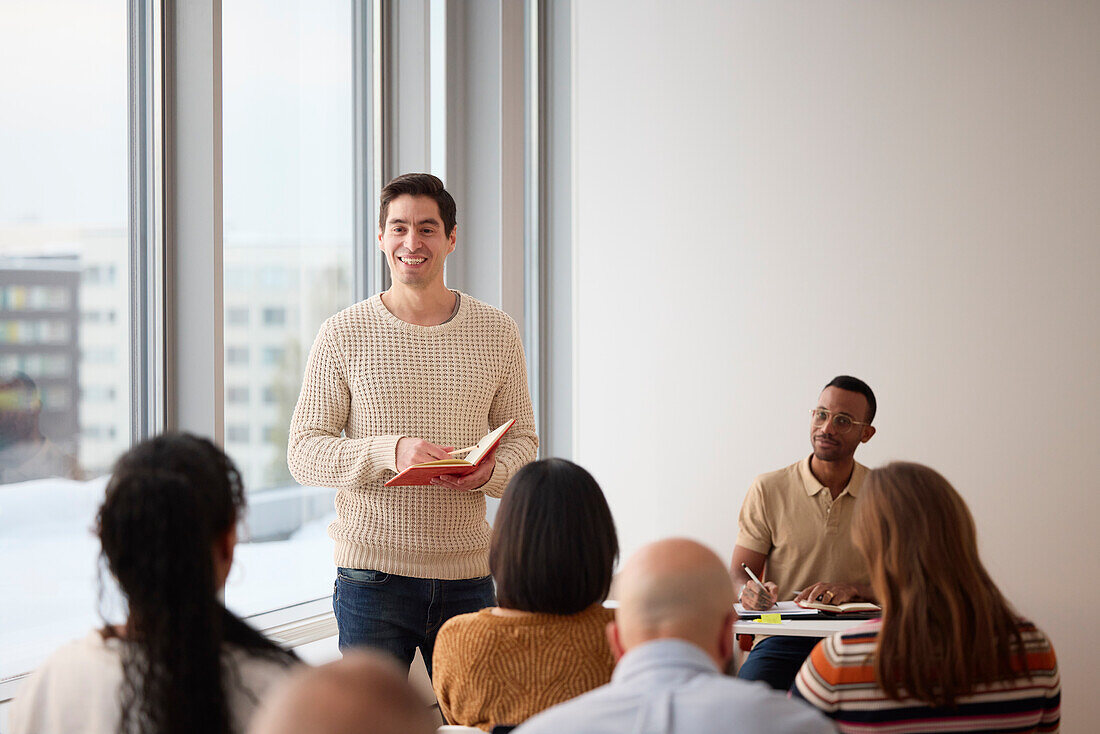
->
[287, 292, 538, 579]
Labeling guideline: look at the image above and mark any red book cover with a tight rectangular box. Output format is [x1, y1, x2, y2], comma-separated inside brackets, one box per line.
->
[383, 419, 515, 487]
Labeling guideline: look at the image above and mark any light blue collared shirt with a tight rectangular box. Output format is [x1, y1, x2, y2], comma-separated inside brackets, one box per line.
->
[514, 638, 834, 734]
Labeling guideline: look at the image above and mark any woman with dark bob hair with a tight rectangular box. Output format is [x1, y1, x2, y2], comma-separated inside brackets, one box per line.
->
[11, 433, 299, 734]
[793, 462, 1060, 732]
[432, 458, 619, 730]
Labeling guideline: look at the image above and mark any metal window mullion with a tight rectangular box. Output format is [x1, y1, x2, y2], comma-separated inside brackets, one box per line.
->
[128, 0, 162, 443]
[374, 0, 390, 294]
[524, 0, 547, 456]
[352, 1, 381, 302]
[166, 0, 224, 441]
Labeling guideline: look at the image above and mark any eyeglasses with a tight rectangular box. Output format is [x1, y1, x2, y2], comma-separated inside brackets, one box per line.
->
[809, 408, 870, 435]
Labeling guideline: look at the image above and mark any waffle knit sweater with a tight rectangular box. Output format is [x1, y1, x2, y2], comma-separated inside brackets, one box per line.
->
[287, 292, 538, 579]
[432, 604, 616, 731]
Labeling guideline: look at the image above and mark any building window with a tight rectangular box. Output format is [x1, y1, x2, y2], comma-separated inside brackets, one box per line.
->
[226, 386, 250, 404]
[227, 306, 249, 326]
[262, 307, 286, 326]
[226, 346, 249, 365]
[226, 424, 251, 443]
[81, 385, 117, 402]
[260, 346, 285, 366]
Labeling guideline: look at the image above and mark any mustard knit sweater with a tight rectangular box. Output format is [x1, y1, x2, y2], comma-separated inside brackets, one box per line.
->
[432, 604, 616, 731]
[286, 292, 538, 579]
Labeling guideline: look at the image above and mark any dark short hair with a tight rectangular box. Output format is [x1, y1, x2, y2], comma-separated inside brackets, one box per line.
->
[378, 173, 457, 236]
[824, 375, 877, 423]
[490, 458, 619, 615]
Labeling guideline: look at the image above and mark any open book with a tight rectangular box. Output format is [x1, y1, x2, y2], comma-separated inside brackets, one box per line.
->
[383, 419, 515, 487]
[796, 599, 881, 615]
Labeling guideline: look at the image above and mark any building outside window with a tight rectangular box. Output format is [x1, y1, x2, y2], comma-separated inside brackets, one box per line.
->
[262, 307, 286, 326]
[226, 385, 250, 404]
[0, 0, 131, 681]
[221, 0, 354, 617]
[227, 306, 249, 326]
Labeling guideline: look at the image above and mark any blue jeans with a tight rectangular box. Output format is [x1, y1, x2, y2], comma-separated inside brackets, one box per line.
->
[737, 635, 820, 691]
[333, 567, 496, 677]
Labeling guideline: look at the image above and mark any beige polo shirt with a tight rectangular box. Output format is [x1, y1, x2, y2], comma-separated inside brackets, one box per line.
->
[735, 455, 870, 601]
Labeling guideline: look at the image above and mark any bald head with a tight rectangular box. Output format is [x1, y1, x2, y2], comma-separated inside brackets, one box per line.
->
[248, 651, 436, 734]
[611, 538, 735, 665]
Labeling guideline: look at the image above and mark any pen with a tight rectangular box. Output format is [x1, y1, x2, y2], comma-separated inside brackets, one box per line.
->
[740, 562, 764, 588]
[740, 563, 775, 597]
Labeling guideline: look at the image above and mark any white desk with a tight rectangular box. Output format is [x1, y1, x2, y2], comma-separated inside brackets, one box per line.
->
[733, 617, 867, 639]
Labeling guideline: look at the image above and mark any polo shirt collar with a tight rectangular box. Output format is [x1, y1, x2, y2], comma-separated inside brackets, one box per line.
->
[611, 638, 719, 685]
[799, 455, 868, 497]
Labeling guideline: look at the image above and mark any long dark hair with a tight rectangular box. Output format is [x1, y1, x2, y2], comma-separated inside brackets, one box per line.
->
[490, 458, 618, 614]
[97, 433, 297, 734]
[854, 462, 1027, 706]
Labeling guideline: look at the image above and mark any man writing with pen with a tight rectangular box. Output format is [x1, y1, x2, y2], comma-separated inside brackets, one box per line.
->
[729, 376, 878, 691]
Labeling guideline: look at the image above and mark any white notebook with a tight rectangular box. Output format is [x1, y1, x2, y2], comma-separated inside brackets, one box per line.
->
[734, 600, 821, 617]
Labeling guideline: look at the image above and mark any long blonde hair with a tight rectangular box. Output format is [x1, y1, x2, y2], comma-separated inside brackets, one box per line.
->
[854, 462, 1027, 706]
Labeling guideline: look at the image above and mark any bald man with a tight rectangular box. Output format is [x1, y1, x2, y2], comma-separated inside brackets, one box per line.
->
[513, 538, 832, 734]
[247, 650, 437, 734]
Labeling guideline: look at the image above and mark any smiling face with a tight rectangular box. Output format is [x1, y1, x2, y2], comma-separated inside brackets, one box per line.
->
[378, 194, 456, 290]
[810, 386, 876, 462]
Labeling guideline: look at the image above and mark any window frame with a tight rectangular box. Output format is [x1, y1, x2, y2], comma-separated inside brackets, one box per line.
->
[1, 0, 565, 707]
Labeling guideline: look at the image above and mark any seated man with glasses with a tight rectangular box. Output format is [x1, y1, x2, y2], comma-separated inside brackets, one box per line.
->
[730, 375, 878, 691]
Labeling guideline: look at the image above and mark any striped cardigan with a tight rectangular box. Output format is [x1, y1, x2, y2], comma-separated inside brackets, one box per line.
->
[792, 619, 1060, 733]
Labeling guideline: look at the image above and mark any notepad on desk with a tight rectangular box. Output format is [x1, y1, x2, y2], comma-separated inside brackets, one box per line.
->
[734, 601, 823, 619]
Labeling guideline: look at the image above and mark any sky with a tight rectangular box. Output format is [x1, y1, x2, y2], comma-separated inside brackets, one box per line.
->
[0, 0, 353, 239]
[0, 1, 127, 226]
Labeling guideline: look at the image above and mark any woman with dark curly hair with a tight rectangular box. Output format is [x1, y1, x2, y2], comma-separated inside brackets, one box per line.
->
[11, 433, 299, 734]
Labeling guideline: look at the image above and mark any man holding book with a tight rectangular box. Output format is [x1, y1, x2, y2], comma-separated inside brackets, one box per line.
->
[287, 173, 538, 675]
[730, 375, 878, 690]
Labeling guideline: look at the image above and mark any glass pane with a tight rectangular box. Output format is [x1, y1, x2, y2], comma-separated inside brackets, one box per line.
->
[222, 0, 354, 616]
[0, 0, 131, 678]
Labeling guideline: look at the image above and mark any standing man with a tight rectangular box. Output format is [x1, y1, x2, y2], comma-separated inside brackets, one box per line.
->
[287, 173, 538, 676]
[731, 375, 878, 690]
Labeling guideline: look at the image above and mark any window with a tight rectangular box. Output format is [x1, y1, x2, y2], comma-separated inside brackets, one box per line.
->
[221, 0, 355, 618]
[227, 306, 249, 326]
[82, 346, 117, 364]
[260, 346, 286, 366]
[1, 0, 551, 701]
[262, 306, 286, 326]
[0, 0, 132, 681]
[226, 346, 249, 365]
[81, 310, 116, 324]
[83, 424, 119, 441]
[226, 424, 251, 443]
[81, 385, 117, 402]
[226, 385, 250, 404]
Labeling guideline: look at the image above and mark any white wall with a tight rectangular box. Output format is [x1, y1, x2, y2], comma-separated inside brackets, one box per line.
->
[573, 1, 1100, 727]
